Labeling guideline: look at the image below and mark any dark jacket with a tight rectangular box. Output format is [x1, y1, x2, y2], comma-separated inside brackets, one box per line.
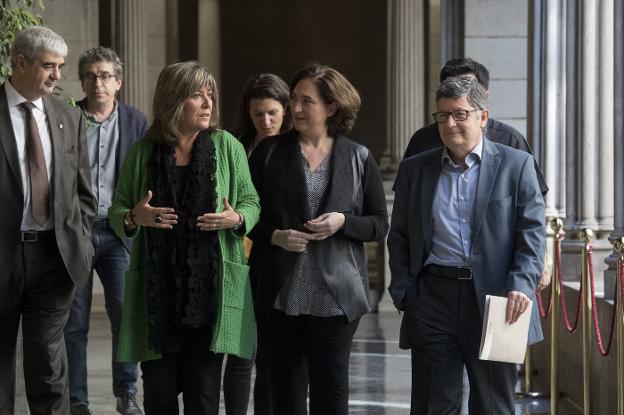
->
[77, 99, 149, 252]
[404, 118, 549, 195]
[248, 131, 389, 321]
[0, 84, 96, 288]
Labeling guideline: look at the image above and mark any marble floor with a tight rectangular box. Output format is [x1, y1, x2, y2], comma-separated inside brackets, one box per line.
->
[16, 300, 583, 414]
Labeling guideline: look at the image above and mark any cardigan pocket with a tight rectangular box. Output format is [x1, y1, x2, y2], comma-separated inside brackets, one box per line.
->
[222, 260, 250, 310]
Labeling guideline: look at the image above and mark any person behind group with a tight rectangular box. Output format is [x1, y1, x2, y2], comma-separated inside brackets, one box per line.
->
[388, 77, 546, 414]
[237, 73, 292, 155]
[248, 63, 389, 415]
[64, 46, 148, 415]
[222, 73, 292, 415]
[0, 26, 96, 414]
[108, 61, 260, 414]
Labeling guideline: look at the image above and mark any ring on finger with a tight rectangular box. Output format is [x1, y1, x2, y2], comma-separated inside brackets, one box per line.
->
[154, 213, 163, 224]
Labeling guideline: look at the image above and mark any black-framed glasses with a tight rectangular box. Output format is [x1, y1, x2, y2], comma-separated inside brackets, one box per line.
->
[83, 72, 115, 84]
[432, 109, 480, 123]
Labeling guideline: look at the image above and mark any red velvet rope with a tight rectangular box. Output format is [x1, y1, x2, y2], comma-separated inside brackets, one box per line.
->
[556, 237, 583, 333]
[586, 245, 617, 356]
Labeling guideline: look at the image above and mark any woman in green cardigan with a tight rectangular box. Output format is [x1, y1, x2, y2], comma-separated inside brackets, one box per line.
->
[108, 61, 259, 414]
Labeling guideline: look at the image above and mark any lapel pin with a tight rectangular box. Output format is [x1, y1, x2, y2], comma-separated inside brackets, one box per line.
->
[58, 123, 63, 129]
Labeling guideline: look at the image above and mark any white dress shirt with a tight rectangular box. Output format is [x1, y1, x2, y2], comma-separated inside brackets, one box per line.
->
[5, 80, 55, 231]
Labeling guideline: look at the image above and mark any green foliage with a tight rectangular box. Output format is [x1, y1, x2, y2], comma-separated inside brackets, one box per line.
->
[0, 0, 45, 83]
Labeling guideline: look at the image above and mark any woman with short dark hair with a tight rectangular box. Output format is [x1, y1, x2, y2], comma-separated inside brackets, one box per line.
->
[108, 61, 259, 414]
[248, 63, 388, 415]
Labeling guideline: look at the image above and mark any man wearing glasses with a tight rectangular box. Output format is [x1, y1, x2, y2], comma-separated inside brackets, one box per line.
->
[64, 47, 148, 415]
[403, 58, 548, 197]
[388, 77, 546, 414]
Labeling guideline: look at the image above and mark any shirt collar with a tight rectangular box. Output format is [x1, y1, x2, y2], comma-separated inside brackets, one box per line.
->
[5, 78, 45, 112]
[85, 100, 119, 124]
[441, 137, 484, 169]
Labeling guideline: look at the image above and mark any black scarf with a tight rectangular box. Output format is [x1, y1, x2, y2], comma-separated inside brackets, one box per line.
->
[146, 130, 219, 353]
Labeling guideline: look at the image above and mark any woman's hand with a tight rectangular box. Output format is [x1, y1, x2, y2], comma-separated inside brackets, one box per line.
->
[303, 212, 345, 240]
[128, 190, 177, 229]
[197, 197, 242, 231]
[271, 229, 316, 252]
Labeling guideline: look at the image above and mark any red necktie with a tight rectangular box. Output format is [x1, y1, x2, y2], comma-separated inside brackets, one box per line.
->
[20, 102, 50, 226]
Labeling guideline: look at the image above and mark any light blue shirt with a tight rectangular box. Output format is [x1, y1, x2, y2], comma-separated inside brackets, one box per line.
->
[86, 102, 120, 220]
[425, 139, 483, 267]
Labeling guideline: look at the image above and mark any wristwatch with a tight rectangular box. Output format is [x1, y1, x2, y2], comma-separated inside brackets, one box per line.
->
[233, 212, 244, 231]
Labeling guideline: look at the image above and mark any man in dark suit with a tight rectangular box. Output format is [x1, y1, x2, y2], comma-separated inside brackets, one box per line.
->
[388, 77, 546, 414]
[0, 26, 96, 414]
[63, 47, 148, 415]
[404, 57, 548, 196]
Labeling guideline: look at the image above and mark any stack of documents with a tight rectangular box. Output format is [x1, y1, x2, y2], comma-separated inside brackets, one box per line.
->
[479, 295, 532, 364]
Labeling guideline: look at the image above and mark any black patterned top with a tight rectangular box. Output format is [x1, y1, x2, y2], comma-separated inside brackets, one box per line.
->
[274, 151, 344, 316]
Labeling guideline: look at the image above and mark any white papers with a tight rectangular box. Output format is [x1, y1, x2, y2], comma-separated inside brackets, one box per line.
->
[479, 295, 532, 364]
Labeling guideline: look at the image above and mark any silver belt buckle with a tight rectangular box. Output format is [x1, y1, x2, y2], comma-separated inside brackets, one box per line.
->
[20, 231, 38, 242]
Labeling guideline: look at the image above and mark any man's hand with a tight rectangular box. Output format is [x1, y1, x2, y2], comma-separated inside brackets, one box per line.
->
[537, 265, 551, 293]
[271, 229, 316, 252]
[303, 212, 345, 240]
[506, 290, 531, 324]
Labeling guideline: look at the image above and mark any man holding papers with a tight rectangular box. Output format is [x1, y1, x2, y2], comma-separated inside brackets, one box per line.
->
[388, 76, 546, 414]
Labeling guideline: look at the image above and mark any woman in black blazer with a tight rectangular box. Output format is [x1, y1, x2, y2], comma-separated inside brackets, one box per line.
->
[247, 63, 388, 415]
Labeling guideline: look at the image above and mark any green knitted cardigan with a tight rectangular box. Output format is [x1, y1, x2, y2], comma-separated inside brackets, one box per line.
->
[108, 130, 260, 362]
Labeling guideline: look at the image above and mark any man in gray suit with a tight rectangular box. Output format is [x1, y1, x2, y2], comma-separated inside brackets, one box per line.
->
[388, 77, 545, 414]
[0, 26, 95, 414]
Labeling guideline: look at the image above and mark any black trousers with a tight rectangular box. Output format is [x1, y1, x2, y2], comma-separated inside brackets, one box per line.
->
[0, 231, 75, 415]
[223, 312, 273, 415]
[141, 327, 224, 415]
[269, 310, 359, 415]
[406, 272, 517, 415]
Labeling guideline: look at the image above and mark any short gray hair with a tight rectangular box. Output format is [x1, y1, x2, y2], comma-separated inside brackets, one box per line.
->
[10, 26, 68, 68]
[78, 47, 124, 81]
[436, 76, 489, 110]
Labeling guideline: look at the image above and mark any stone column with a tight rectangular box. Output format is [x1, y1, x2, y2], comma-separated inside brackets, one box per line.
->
[528, 0, 567, 219]
[606, 0, 624, 298]
[380, 0, 425, 173]
[112, 0, 149, 114]
[198, 0, 221, 85]
[379, 0, 425, 309]
[561, 0, 615, 291]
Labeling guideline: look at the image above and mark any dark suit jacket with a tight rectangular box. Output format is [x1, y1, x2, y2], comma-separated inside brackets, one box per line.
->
[388, 138, 546, 347]
[248, 131, 389, 321]
[0, 83, 96, 288]
[404, 118, 549, 195]
[77, 99, 149, 252]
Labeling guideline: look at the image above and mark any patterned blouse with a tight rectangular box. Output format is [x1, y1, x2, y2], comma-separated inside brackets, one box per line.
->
[274, 151, 344, 316]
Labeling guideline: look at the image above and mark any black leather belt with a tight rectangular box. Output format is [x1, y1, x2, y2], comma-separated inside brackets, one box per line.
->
[20, 230, 55, 243]
[424, 264, 473, 280]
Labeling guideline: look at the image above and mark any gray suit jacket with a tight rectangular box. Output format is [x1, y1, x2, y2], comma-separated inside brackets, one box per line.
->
[0, 83, 96, 288]
[388, 138, 546, 346]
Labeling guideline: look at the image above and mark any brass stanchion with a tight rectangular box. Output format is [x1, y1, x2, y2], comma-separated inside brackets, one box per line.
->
[580, 228, 594, 415]
[550, 218, 563, 415]
[614, 237, 624, 415]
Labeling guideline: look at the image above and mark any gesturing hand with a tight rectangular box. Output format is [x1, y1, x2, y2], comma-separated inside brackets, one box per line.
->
[197, 197, 242, 231]
[130, 190, 177, 229]
[271, 229, 316, 252]
[303, 212, 345, 240]
[506, 290, 531, 324]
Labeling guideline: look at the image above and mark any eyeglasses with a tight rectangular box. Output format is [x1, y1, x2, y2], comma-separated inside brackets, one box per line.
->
[432, 109, 480, 123]
[83, 73, 115, 84]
